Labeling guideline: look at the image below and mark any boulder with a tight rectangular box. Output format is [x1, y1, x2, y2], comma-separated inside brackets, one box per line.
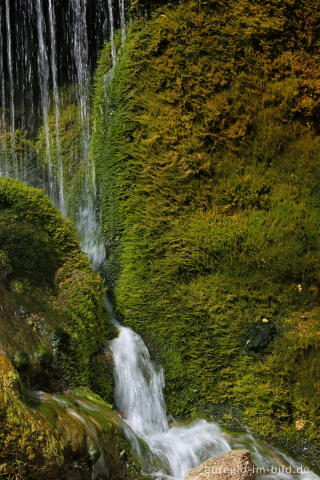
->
[185, 450, 256, 480]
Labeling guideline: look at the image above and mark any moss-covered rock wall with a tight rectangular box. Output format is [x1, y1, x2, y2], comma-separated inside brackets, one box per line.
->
[92, 0, 320, 466]
[0, 178, 144, 478]
[0, 176, 112, 387]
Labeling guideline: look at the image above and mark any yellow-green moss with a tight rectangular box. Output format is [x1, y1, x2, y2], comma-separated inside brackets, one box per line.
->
[0, 354, 65, 478]
[91, 0, 320, 466]
[0, 355, 144, 479]
[0, 177, 114, 392]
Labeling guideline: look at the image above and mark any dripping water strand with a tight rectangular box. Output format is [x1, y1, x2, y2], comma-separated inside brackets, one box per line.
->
[48, 0, 65, 215]
[108, 0, 116, 64]
[36, 0, 55, 199]
[0, 4, 7, 176]
[5, 0, 15, 147]
[0, 5, 6, 135]
[119, 0, 126, 42]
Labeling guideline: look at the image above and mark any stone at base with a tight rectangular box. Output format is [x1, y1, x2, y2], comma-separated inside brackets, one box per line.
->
[185, 449, 256, 480]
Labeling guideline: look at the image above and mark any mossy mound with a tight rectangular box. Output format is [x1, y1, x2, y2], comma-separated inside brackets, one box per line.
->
[0, 354, 66, 478]
[0, 178, 137, 477]
[0, 176, 115, 390]
[92, 0, 320, 467]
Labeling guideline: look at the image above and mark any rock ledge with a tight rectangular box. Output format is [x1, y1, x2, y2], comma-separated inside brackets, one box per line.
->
[185, 449, 256, 480]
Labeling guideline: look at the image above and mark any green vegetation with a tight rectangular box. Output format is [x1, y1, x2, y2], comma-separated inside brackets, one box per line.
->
[92, 0, 320, 466]
[0, 176, 111, 384]
[0, 354, 144, 479]
[0, 178, 138, 477]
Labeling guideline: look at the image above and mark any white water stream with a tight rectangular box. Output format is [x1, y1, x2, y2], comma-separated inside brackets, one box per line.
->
[109, 325, 320, 480]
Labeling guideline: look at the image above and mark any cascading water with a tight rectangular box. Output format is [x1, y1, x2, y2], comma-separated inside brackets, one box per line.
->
[0, 0, 126, 270]
[110, 326, 320, 480]
[112, 327, 169, 437]
[110, 327, 232, 479]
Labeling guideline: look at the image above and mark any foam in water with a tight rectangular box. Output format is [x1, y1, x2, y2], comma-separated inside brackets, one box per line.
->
[110, 326, 231, 479]
[110, 326, 320, 480]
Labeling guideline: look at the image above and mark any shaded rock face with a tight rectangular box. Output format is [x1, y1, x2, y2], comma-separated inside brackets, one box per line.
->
[185, 450, 256, 480]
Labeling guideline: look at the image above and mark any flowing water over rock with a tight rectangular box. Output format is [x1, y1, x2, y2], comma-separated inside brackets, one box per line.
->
[110, 326, 320, 480]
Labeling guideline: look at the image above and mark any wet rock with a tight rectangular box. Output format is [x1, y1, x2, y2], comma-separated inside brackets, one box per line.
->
[241, 318, 277, 353]
[185, 449, 256, 480]
[35, 346, 52, 367]
[13, 350, 30, 369]
[104, 351, 113, 361]
[51, 328, 71, 352]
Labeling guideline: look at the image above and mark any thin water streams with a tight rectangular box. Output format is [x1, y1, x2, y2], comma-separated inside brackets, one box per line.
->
[48, 0, 65, 215]
[5, 0, 14, 140]
[0, 0, 125, 268]
[36, 0, 54, 199]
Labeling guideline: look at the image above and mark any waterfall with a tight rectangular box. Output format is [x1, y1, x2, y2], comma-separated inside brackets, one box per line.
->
[112, 327, 169, 436]
[110, 325, 320, 480]
[110, 327, 231, 479]
[0, 0, 125, 271]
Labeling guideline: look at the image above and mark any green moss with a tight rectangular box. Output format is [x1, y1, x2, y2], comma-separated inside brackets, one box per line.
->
[0, 354, 144, 479]
[0, 176, 114, 394]
[0, 130, 39, 186]
[0, 179, 142, 477]
[35, 346, 52, 368]
[91, 0, 320, 466]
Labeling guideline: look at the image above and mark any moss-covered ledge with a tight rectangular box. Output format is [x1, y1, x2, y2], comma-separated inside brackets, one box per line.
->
[0, 354, 145, 479]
